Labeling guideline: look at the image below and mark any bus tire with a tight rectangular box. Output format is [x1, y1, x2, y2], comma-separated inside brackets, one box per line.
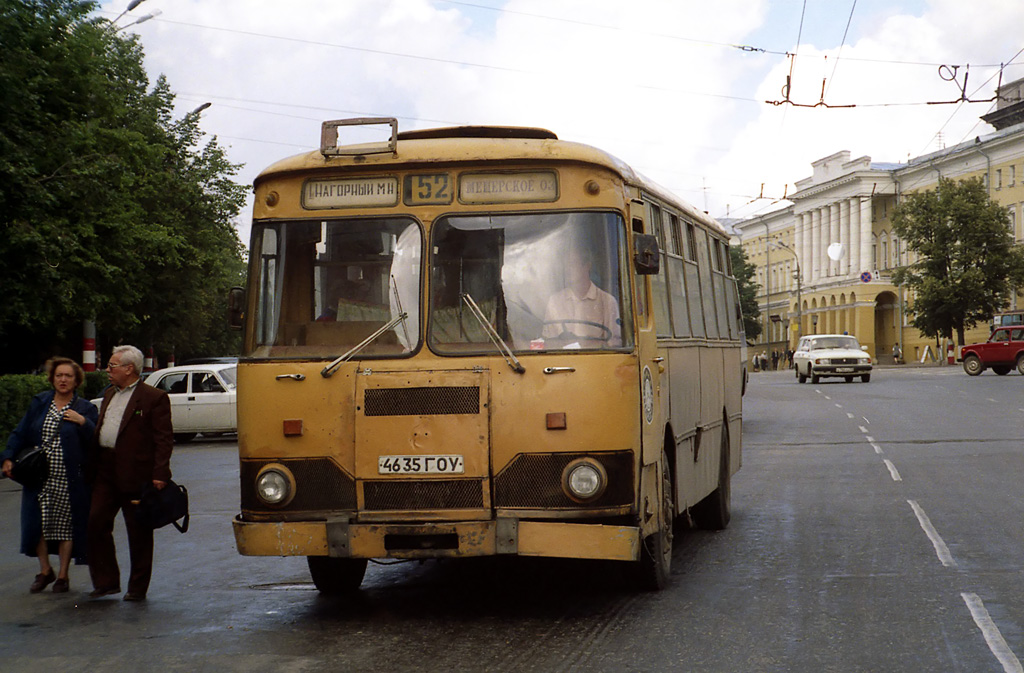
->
[307, 556, 367, 595]
[692, 422, 732, 531]
[635, 450, 674, 591]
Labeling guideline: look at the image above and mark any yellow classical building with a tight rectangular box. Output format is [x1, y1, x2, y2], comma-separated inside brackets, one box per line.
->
[734, 89, 1024, 365]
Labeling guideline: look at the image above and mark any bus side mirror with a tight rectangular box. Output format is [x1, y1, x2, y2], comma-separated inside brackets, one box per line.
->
[227, 286, 246, 330]
[633, 234, 660, 275]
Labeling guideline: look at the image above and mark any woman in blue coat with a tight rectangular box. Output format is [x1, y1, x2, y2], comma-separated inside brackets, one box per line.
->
[1, 357, 98, 593]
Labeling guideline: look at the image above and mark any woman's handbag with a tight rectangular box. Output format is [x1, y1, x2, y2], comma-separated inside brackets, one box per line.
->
[10, 446, 48, 489]
[135, 480, 189, 533]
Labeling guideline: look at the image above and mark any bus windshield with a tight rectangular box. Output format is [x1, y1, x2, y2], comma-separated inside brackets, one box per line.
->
[250, 217, 422, 358]
[429, 211, 633, 353]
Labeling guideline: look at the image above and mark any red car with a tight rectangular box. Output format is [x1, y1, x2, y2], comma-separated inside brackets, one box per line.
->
[960, 327, 1024, 375]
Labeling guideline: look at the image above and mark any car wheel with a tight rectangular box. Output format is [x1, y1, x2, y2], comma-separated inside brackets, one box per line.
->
[844, 376, 853, 383]
[1018, 355, 1024, 375]
[811, 373, 819, 384]
[173, 433, 197, 444]
[797, 367, 807, 383]
[962, 355, 983, 376]
[993, 365, 1011, 376]
[861, 374, 871, 383]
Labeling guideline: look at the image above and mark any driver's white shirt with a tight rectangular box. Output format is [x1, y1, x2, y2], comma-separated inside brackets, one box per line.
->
[543, 281, 622, 346]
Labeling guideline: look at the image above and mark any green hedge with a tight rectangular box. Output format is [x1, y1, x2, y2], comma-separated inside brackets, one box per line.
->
[0, 371, 109, 444]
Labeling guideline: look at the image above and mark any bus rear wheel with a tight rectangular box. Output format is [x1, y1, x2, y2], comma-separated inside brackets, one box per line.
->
[307, 556, 367, 595]
[692, 422, 732, 531]
[634, 450, 674, 591]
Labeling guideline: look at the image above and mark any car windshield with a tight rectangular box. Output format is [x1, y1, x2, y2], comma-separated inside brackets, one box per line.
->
[810, 336, 860, 350]
[249, 218, 421, 358]
[428, 211, 633, 353]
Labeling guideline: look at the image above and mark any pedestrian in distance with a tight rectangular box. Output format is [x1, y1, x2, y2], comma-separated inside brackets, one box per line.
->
[86, 345, 174, 602]
[1, 357, 98, 594]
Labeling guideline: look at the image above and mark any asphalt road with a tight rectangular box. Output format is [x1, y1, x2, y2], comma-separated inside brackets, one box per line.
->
[2, 364, 1023, 672]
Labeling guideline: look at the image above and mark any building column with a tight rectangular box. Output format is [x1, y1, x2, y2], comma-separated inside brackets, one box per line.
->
[850, 197, 861, 274]
[811, 209, 821, 282]
[840, 200, 851, 276]
[818, 207, 829, 279]
[800, 212, 811, 283]
[829, 202, 841, 276]
[859, 197, 872, 275]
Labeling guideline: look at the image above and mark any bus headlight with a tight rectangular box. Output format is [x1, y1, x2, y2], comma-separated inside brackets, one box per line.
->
[562, 458, 608, 502]
[256, 464, 296, 507]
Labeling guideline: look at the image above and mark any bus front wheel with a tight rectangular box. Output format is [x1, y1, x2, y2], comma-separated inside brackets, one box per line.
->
[634, 451, 674, 591]
[307, 556, 367, 595]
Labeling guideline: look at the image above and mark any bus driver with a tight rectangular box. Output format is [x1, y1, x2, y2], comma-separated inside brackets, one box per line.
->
[542, 245, 622, 348]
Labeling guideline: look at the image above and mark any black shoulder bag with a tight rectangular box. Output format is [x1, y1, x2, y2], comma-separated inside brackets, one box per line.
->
[10, 446, 48, 490]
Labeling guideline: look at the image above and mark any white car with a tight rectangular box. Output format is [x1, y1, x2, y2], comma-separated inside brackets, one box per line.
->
[793, 334, 872, 384]
[93, 363, 237, 442]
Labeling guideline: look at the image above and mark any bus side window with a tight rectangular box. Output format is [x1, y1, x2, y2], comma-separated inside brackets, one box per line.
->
[667, 213, 691, 338]
[683, 222, 706, 338]
[633, 216, 650, 324]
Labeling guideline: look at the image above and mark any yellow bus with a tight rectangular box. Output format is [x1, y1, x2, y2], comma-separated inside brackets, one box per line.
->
[230, 118, 743, 592]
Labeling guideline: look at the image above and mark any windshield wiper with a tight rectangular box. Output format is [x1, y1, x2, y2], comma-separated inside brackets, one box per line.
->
[321, 312, 409, 378]
[461, 292, 525, 374]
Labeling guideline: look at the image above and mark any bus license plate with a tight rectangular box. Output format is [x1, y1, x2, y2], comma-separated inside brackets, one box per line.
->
[378, 455, 465, 475]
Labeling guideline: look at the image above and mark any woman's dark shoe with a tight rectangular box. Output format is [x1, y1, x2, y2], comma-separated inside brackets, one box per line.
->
[30, 570, 56, 593]
[52, 578, 69, 593]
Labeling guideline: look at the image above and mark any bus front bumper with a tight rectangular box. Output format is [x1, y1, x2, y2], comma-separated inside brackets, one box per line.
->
[233, 516, 640, 562]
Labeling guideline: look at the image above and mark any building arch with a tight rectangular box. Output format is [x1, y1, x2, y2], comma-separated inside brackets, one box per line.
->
[874, 291, 899, 362]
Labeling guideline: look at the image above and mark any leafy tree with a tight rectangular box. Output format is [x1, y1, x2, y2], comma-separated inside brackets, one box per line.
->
[730, 244, 762, 341]
[891, 177, 1024, 345]
[0, 0, 246, 371]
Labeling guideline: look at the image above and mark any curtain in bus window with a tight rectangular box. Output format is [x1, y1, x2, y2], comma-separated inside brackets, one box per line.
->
[725, 277, 742, 340]
[254, 226, 283, 348]
[695, 229, 720, 338]
[648, 205, 671, 337]
[651, 254, 671, 337]
[713, 271, 731, 339]
[430, 212, 632, 353]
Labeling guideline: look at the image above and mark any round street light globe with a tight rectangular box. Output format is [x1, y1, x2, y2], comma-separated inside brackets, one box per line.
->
[827, 242, 845, 261]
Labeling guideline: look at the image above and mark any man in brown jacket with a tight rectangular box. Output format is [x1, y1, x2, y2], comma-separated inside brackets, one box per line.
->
[87, 345, 174, 601]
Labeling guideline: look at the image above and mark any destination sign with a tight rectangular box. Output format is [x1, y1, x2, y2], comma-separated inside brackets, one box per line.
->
[303, 177, 399, 209]
[459, 171, 558, 204]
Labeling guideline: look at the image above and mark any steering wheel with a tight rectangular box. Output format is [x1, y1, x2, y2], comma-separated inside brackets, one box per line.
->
[541, 319, 614, 342]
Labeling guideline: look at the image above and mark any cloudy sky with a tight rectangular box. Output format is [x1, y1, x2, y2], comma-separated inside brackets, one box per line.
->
[96, 0, 1024, 243]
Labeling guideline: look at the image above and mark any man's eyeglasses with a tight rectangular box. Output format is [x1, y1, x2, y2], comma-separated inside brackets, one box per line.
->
[106, 363, 128, 370]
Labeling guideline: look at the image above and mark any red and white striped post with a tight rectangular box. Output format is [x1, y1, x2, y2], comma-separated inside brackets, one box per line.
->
[82, 320, 97, 372]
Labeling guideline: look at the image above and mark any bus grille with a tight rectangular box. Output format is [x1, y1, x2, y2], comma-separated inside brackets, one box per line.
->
[364, 386, 479, 416]
[494, 452, 635, 509]
[363, 479, 484, 510]
[240, 458, 356, 512]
